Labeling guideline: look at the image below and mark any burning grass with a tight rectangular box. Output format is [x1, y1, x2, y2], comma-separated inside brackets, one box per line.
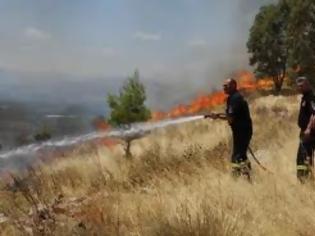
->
[1, 94, 315, 236]
[151, 71, 276, 121]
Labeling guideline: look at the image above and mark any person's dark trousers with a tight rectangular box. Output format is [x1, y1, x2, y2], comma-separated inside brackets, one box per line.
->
[231, 126, 252, 179]
[297, 133, 315, 183]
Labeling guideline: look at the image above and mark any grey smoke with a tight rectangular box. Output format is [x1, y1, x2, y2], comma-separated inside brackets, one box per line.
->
[0, 1, 278, 111]
[142, 0, 279, 110]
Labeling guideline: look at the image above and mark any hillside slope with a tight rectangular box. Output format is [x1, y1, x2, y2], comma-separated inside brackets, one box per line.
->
[2, 95, 315, 236]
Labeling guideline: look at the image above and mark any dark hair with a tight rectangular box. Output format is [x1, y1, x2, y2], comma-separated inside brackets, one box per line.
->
[228, 78, 237, 87]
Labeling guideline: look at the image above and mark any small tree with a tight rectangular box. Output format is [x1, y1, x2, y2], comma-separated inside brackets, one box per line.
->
[107, 70, 151, 157]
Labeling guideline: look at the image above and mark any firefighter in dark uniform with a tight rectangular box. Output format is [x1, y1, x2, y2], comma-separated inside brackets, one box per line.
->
[296, 76, 315, 182]
[205, 78, 253, 179]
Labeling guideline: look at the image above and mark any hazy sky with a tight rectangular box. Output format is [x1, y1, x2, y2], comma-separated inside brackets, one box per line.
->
[0, 0, 276, 109]
[0, 0, 276, 76]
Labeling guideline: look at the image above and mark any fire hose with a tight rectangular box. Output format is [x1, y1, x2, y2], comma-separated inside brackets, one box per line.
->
[247, 146, 272, 173]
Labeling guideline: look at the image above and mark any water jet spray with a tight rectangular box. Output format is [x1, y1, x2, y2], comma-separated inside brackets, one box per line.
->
[0, 115, 204, 166]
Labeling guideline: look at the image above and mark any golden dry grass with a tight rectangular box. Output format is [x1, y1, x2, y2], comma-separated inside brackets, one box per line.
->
[1, 94, 315, 236]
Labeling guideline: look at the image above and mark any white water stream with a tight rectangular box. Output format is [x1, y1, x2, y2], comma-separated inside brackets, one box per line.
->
[0, 115, 204, 160]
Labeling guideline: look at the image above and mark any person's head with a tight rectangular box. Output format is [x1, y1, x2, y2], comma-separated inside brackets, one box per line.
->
[296, 76, 312, 94]
[223, 78, 237, 95]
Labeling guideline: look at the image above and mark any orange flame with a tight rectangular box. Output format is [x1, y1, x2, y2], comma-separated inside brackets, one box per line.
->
[151, 70, 273, 121]
[92, 117, 120, 148]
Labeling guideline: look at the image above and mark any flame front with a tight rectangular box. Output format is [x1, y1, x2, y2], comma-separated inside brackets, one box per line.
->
[151, 70, 273, 121]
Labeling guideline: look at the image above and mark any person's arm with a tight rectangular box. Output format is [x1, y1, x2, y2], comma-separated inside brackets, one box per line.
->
[304, 99, 315, 137]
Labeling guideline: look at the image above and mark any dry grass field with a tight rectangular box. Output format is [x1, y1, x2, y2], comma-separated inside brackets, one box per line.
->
[1, 94, 315, 236]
